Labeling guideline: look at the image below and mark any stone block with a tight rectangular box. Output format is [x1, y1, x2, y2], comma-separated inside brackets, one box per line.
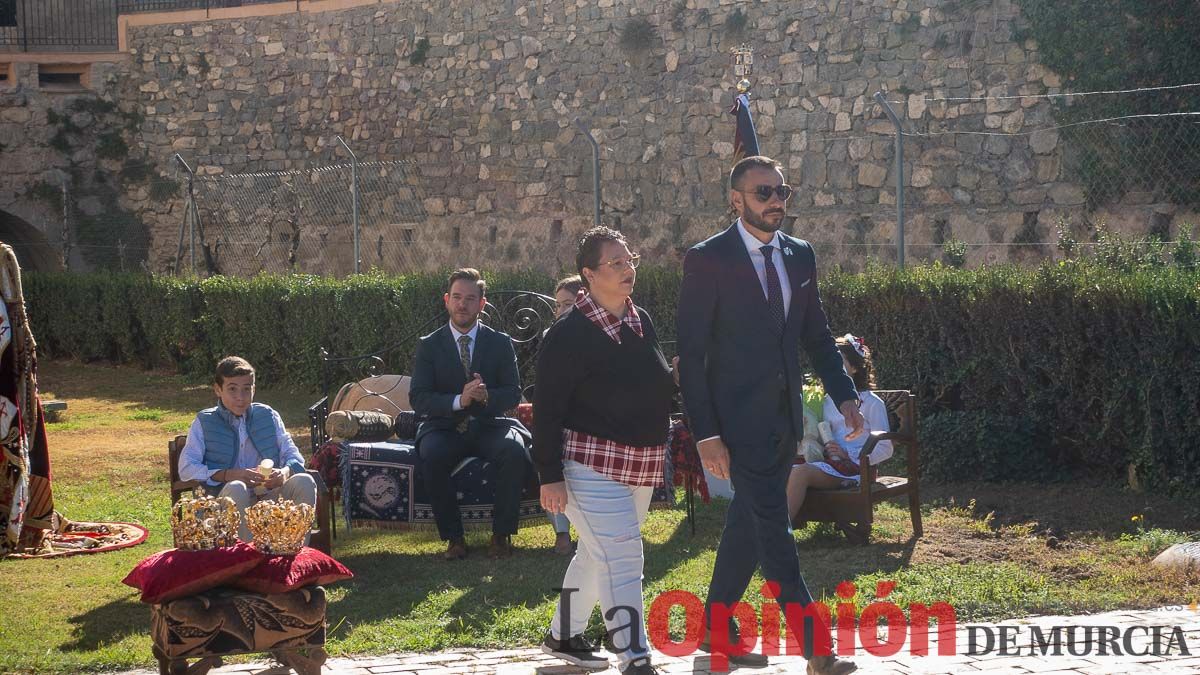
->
[1030, 128, 1058, 154]
[858, 163, 887, 188]
[1048, 183, 1086, 205]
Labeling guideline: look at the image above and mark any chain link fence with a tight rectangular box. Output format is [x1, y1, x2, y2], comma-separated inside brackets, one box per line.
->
[177, 160, 425, 277]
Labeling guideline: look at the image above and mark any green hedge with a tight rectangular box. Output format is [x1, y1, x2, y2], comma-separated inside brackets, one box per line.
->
[25, 263, 1200, 491]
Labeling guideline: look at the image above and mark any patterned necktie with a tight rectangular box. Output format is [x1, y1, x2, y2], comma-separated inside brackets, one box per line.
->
[458, 334, 472, 378]
[457, 334, 472, 433]
[760, 244, 785, 330]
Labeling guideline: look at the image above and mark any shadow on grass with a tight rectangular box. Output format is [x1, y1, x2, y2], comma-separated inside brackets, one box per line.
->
[63, 596, 151, 653]
[320, 498, 921, 652]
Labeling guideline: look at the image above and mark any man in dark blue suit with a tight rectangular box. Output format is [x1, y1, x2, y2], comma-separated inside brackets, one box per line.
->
[410, 268, 531, 561]
[677, 156, 864, 674]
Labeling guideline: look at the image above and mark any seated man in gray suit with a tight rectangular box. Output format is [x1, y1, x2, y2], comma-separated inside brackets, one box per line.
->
[410, 268, 531, 560]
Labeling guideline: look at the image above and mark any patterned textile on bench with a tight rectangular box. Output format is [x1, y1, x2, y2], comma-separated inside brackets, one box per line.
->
[340, 440, 674, 530]
[151, 585, 326, 659]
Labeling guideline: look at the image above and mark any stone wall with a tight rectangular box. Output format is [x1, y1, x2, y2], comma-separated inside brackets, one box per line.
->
[3, 0, 1196, 275]
[0, 57, 160, 272]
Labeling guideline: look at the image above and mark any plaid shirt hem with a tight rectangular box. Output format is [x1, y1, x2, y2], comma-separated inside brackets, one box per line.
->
[563, 428, 666, 488]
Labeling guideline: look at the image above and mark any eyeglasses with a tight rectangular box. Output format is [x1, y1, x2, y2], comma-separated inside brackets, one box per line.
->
[737, 184, 794, 203]
[599, 253, 641, 271]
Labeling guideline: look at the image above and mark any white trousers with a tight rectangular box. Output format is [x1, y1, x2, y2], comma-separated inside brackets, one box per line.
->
[550, 460, 653, 670]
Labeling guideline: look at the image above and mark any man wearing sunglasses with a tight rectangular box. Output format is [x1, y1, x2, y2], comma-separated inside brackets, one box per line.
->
[677, 155, 864, 675]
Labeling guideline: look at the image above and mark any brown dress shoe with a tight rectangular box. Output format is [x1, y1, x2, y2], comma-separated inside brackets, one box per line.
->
[806, 654, 857, 675]
[554, 532, 573, 556]
[488, 534, 513, 558]
[444, 538, 468, 560]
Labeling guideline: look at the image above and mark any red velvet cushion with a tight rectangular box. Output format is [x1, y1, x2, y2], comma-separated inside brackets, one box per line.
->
[230, 546, 353, 595]
[515, 402, 534, 429]
[122, 542, 263, 604]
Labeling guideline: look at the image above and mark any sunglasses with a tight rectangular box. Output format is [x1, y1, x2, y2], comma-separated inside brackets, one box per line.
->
[738, 184, 794, 203]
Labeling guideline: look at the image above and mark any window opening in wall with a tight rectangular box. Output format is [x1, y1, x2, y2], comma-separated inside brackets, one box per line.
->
[551, 219, 563, 241]
[0, 64, 10, 87]
[488, 226, 498, 245]
[452, 226, 461, 248]
[401, 228, 415, 245]
[38, 64, 89, 92]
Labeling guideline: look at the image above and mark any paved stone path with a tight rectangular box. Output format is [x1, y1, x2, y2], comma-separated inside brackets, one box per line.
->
[118, 606, 1200, 674]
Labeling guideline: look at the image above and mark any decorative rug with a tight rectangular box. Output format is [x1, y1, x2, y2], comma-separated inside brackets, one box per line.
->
[6, 514, 148, 558]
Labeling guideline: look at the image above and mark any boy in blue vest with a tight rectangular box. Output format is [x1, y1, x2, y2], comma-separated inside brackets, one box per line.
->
[178, 356, 317, 542]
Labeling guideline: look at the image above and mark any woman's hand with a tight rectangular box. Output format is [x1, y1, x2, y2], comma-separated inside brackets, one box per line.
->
[824, 442, 850, 463]
[541, 482, 568, 514]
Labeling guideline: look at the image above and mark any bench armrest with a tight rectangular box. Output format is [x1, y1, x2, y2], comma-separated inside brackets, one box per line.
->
[308, 396, 330, 455]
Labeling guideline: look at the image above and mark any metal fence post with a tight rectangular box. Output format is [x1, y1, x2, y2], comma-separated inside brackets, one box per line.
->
[874, 91, 906, 269]
[173, 153, 197, 275]
[19, 0, 28, 52]
[573, 117, 601, 227]
[335, 135, 360, 274]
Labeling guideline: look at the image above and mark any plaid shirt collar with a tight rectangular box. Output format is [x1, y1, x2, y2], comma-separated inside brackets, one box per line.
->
[574, 289, 642, 344]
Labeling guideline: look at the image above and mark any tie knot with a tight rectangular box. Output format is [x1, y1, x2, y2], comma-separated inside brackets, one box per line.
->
[760, 244, 775, 258]
[458, 335, 471, 346]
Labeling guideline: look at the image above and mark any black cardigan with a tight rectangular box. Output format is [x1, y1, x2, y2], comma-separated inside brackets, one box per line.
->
[531, 305, 675, 485]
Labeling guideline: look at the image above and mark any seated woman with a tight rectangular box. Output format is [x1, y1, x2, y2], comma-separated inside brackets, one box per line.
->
[786, 334, 892, 521]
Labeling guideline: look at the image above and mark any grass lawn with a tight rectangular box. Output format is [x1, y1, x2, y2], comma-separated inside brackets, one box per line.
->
[1, 360, 1198, 673]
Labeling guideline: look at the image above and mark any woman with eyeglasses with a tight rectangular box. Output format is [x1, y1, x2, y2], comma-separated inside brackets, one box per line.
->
[532, 226, 674, 675]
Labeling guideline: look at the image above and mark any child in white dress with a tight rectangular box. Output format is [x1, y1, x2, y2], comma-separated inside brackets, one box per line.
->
[786, 334, 892, 520]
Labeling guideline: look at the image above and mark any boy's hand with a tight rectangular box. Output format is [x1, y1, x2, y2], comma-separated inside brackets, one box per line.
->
[263, 469, 286, 490]
[224, 468, 264, 485]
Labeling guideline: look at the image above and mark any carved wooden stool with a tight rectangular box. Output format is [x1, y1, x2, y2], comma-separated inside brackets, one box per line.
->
[150, 585, 327, 675]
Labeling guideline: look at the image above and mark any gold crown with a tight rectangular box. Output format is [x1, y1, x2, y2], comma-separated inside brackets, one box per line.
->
[245, 498, 314, 555]
[172, 490, 241, 550]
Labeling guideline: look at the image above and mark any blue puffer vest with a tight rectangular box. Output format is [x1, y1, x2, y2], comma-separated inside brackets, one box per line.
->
[198, 402, 280, 471]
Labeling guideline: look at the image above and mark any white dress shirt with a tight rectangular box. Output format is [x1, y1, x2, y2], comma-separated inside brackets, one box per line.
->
[178, 407, 306, 485]
[736, 218, 792, 320]
[449, 321, 480, 411]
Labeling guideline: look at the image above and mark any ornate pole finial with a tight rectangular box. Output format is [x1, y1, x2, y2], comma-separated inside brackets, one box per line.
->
[732, 43, 754, 94]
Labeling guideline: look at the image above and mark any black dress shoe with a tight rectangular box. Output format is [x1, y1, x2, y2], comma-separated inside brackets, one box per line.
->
[698, 632, 769, 668]
[807, 654, 857, 674]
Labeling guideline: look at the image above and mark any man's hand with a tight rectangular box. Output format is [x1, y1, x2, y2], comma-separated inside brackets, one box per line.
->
[541, 481, 568, 514]
[461, 373, 488, 406]
[671, 356, 681, 387]
[224, 468, 264, 485]
[697, 437, 731, 480]
[262, 469, 286, 490]
[839, 400, 867, 440]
